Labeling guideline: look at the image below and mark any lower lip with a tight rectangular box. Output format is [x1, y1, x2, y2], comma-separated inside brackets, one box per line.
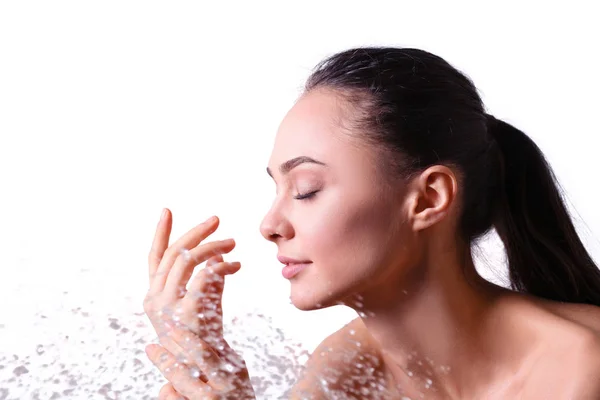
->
[282, 262, 311, 279]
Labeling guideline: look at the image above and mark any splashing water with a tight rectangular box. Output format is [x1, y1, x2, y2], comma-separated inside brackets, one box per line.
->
[0, 303, 311, 399]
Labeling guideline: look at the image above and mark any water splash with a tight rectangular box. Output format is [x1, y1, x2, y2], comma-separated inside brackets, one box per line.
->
[0, 304, 311, 399]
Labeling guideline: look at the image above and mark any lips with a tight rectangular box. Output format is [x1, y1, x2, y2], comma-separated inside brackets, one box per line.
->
[281, 262, 311, 279]
[277, 255, 311, 265]
[277, 255, 312, 279]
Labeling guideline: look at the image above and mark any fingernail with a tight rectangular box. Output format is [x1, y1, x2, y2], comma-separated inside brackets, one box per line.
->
[206, 215, 217, 223]
[161, 208, 167, 220]
[164, 320, 173, 330]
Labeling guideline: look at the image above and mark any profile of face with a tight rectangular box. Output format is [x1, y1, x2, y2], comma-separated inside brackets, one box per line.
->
[260, 88, 423, 311]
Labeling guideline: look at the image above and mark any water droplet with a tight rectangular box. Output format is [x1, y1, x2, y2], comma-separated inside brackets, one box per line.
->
[223, 363, 235, 373]
[13, 365, 29, 376]
[179, 248, 191, 262]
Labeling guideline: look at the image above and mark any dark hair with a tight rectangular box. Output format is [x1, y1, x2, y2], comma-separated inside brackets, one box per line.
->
[305, 47, 600, 306]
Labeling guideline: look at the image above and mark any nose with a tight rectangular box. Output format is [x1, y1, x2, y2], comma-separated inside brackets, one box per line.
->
[259, 207, 291, 243]
[259, 212, 280, 242]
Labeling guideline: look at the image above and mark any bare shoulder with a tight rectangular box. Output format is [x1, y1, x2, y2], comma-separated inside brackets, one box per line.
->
[521, 294, 600, 349]
[548, 302, 600, 397]
[288, 318, 396, 399]
[571, 338, 600, 398]
[544, 300, 600, 334]
[520, 297, 600, 396]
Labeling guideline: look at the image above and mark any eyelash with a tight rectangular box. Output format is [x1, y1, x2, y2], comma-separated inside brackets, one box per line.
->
[294, 191, 318, 200]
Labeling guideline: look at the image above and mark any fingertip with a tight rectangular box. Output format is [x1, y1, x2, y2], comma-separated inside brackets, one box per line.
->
[221, 261, 242, 276]
[145, 343, 159, 356]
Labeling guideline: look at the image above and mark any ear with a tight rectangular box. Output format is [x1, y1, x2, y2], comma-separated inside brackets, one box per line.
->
[406, 166, 458, 232]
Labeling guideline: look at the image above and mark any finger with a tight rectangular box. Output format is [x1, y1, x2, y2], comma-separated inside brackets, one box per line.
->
[188, 260, 241, 306]
[166, 324, 230, 389]
[146, 344, 208, 399]
[206, 254, 224, 267]
[163, 239, 237, 297]
[188, 260, 241, 297]
[150, 216, 220, 294]
[149, 208, 173, 285]
[183, 254, 223, 299]
[187, 254, 226, 295]
[187, 261, 241, 339]
[158, 382, 187, 400]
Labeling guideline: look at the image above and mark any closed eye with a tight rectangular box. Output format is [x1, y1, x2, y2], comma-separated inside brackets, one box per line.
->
[294, 191, 318, 200]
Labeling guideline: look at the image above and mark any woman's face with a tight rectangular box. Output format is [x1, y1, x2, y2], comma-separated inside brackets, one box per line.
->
[260, 88, 416, 311]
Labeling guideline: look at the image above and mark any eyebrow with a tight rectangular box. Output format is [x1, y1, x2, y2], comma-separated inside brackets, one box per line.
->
[266, 156, 326, 178]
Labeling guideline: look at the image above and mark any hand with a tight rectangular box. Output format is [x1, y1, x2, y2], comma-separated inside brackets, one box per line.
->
[143, 209, 255, 399]
[146, 321, 256, 400]
[144, 210, 238, 336]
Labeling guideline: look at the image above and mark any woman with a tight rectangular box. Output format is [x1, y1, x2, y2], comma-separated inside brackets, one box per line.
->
[143, 47, 600, 399]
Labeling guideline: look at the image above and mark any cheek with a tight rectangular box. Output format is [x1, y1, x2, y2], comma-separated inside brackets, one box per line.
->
[300, 194, 398, 277]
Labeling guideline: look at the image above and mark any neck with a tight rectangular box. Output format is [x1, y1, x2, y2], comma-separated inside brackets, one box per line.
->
[346, 234, 520, 398]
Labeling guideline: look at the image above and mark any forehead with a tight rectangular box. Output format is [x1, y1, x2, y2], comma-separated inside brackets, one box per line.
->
[268, 90, 364, 170]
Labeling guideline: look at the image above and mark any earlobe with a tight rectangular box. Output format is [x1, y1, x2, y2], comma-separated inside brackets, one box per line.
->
[409, 166, 457, 232]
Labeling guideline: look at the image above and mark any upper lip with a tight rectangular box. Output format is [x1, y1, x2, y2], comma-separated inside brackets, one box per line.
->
[277, 255, 311, 265]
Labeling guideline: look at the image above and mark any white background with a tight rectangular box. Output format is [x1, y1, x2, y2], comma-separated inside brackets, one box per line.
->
[1, 1, 599, 399]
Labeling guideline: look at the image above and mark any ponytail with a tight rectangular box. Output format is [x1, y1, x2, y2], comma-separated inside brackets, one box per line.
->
[488, 115, 600, 306]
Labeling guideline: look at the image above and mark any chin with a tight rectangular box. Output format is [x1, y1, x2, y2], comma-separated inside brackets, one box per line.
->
[288, 279, 348, 311]
[289, 288, 324, 311]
